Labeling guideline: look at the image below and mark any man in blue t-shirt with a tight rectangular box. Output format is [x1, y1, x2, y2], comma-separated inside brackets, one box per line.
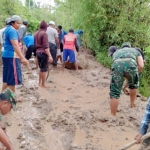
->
[23, 33, 36, 60]
[2, 15, 29, 93]
[74, 30, 83, 47]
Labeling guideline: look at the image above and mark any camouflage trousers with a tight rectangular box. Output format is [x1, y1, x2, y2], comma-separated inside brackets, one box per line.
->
[110, 59, 139, 99]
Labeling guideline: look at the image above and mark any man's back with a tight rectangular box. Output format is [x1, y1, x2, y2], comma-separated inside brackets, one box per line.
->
[23, 35, 34, 48]
[46, 26, 58, 45]
[18, 24, 26, 42]
[113, 48, 141, 62]
[63, 33, 77, 51]
[34, 30, 49, 53]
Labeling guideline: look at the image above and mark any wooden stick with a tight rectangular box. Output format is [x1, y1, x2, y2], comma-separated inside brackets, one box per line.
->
[120, 132, 150, 150]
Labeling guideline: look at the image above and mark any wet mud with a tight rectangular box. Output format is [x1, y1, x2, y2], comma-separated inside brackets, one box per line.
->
[0, 47, 147, 150]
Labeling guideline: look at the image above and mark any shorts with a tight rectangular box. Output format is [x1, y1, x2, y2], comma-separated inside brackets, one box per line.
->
[110, 59, 139, 99]
[57, 49, 61, 56]
[63, 49, 76, 63]
[37, 53, 48, 72]
[2, 57, 22, 86]
[60, 43, 63, 52]
[49, 43, 57, 66]
[25, 45, 36, 60]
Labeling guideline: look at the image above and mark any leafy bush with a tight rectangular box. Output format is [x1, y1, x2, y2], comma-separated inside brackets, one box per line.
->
[53, 0, 150, 97]
[96, 48, 112, 68]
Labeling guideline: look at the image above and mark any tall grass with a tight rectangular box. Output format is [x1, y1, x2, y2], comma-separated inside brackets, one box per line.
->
[96, 50, 112, 68]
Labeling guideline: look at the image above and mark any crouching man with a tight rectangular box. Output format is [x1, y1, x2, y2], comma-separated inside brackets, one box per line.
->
[0, 87, 17, 150]
[109, 42, 144, 116]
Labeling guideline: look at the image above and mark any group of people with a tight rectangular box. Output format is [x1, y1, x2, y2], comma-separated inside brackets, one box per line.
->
[0, 13, 149, 149]
[108, 42, 150, 149]
[0, 15, 80, 149]
[35, 20, 79, 87]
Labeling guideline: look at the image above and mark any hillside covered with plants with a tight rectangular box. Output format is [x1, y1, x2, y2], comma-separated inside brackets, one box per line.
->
[1, 0, 150, 96]
[53, 0, 150, 97]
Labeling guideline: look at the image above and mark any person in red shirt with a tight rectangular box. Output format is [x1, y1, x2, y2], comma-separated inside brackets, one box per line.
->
[62, 28, 79, 72]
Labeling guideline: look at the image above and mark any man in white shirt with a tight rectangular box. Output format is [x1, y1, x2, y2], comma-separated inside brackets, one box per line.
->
[0, 18, 11, 53]
[46, 21, 59, 66]
[18, 20, 29, 54]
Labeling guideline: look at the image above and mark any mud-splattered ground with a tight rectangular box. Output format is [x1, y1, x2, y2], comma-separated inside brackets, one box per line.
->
[0, 47, 147, 150]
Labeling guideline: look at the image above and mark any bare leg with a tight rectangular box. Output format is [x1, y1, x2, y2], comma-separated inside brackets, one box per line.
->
[61, 61, 65, 72]
[7, 86, 15, 93]
[57, 55, 62, 63]
[41, 72, 49, 88]
[35, 57, 38, 69]
[38, 72, 42, 86]
[129, 88, 137, 108]
[60, 56, 62, 63]
[1, 83, 7, 92]
[110, 98, 119, 116]
[74, 62, 79, 72]
[56, 56, 59, 62]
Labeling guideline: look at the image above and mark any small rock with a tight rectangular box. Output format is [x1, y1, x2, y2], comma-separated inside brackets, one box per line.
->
[6, 121, 12, 126]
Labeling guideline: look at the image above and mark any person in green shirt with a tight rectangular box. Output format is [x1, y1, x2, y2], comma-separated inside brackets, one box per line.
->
[109, 42, 144, 116]
[0, 87, 17, 150]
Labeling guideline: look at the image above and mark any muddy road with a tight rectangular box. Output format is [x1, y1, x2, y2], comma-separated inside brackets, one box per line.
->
[0, 47, 146, 150]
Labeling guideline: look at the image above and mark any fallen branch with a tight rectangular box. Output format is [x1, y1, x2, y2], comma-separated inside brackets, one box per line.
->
[120, 132, 150, 150]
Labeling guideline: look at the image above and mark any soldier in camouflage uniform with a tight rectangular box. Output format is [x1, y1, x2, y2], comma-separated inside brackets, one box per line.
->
[109, 42, 144, 116]
[0, 87, 17, 150]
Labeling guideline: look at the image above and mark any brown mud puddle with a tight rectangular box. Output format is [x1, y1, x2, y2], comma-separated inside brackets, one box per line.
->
[0, 47, 146, 150]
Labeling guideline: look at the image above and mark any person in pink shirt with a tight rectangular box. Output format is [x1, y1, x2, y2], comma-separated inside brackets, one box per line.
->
[62, 28, 79, 72]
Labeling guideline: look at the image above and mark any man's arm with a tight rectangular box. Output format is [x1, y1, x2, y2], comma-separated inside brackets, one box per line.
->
[43, 33, 53, 62]
[10, 40, 29, 66]
[54, 30, 60, 48]
[75, 37, 79, 52]
[10, 40, 25, 60]
[55, 37, 60, 48]
[135, 97, 150, 143]
[45, 48, 53, 62]
[137, 55, 144, 73]
[0, 127, 13, 150]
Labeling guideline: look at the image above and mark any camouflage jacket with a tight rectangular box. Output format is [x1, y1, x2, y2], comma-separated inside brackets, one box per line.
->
[112, 48, 141, 62]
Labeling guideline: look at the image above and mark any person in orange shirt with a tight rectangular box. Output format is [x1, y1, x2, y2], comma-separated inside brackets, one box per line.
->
[62, 28, 79, 72]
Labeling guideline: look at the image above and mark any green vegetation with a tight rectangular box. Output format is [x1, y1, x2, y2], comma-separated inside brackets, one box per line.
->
[1, 0, 150, 96]
[0, 0, 54, 32]
[53, 0, 150, 97]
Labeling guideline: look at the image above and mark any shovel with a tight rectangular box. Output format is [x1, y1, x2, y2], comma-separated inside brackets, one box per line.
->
[120, 132, 150, 150]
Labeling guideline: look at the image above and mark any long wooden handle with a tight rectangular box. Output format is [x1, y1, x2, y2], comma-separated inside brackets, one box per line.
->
[120, 132, 150, 150]
[120, 141, 137, 150]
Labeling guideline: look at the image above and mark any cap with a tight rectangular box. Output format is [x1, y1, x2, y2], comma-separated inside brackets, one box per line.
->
[0, 88, 17, 111]
[49, 21, 55, 25]
[23, 20, 29, 25]
[69, 28, 74, 33]
[11, 15, 22, 22]
[108, 46, 117, 57]
[121, 42, 131, 48]
[5, 18, 11, 24]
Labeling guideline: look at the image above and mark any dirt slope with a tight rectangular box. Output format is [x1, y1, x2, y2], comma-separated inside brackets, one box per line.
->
[0, 47, 147, 150]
